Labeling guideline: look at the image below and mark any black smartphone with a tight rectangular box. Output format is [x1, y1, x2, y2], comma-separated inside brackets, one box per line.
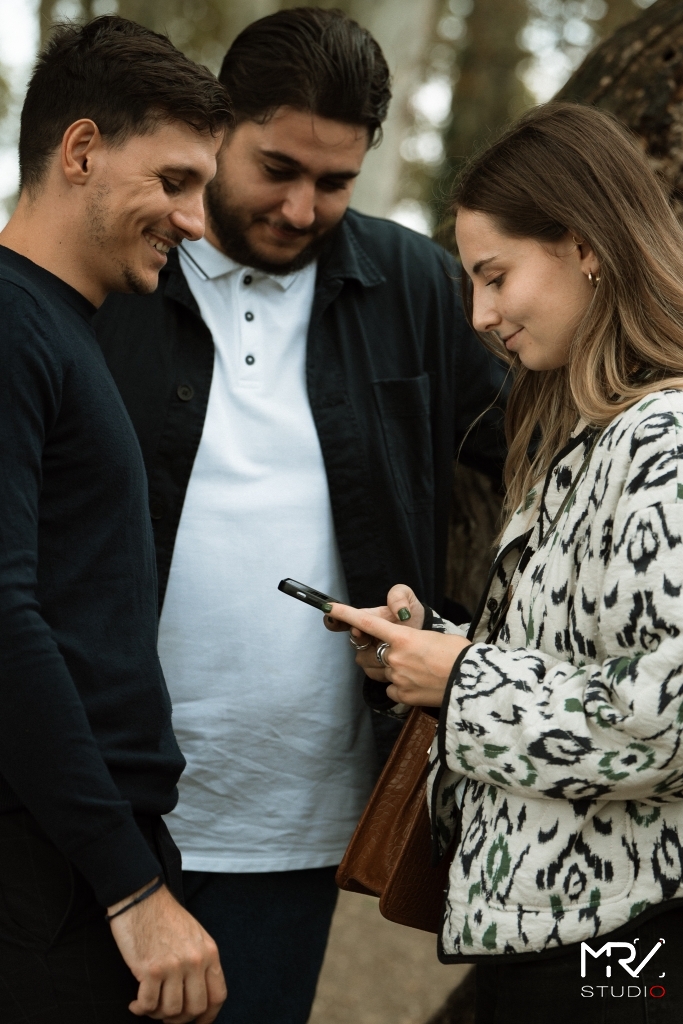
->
[278, 578, 340, 611]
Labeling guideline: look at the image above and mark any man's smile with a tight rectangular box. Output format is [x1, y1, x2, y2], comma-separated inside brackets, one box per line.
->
[143, 231, 176, 256]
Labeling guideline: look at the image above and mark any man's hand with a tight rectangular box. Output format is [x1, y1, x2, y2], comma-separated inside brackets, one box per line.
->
[107, 880, 226, 1023]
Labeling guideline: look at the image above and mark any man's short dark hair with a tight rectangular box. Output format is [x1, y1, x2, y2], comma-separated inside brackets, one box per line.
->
[19, 15, 233, 194]
[219, 7, 391, 146]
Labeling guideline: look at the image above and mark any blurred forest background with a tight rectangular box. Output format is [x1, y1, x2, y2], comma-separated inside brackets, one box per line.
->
[0, 0, 657, 233]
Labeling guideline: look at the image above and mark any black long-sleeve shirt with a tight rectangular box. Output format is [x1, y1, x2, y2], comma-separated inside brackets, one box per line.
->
[0, 245, 185, 907]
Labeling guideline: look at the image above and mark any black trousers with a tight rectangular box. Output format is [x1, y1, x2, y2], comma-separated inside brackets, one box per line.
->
[183, 866, 339, 1024]
[476, 906, 683, 1023]
[0, 808, 182, 1024]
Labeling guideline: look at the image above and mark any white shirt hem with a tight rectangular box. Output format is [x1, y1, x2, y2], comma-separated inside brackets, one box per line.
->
[179, 849, 347, 873]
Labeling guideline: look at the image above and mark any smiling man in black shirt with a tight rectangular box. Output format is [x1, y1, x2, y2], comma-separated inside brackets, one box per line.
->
[0, 16, 231, 1023]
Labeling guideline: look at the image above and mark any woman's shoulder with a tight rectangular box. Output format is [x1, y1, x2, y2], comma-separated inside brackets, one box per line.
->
[601, 388, 683, 505]
[606, 388, 683, 441]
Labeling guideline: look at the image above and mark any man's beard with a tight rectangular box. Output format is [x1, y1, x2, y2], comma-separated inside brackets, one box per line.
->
[205, 179, 338, 275]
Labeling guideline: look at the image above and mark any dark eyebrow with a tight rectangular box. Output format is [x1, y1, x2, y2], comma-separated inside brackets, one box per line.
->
[472, 255, 500, 275]
[260, 149, 303, 170]
[260, 149, 359, 181]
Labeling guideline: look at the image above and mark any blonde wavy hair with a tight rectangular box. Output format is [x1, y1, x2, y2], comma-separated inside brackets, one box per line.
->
[454, 102, 683, 524]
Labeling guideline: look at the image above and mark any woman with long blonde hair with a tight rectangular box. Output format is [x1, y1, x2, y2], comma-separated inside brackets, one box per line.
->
[325, 102, 683, 1021]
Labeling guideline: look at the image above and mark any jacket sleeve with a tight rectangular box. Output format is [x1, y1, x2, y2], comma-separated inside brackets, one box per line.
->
[439, 498, 683, 805]
[0, 293, 161, 906]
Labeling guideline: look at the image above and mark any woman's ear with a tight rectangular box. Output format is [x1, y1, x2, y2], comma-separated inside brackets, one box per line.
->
[572, 234, 600, 281]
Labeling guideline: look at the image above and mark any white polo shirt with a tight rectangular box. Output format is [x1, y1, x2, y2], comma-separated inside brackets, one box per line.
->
[158, 236, 377, 872]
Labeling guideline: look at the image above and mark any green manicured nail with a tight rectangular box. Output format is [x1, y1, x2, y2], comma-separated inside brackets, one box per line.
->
[398, 608, 411, 621]
[321, 602, 333, 612]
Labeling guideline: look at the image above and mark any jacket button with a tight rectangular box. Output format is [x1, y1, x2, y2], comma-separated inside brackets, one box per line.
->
[245, 311, 254, 322]
[245, 354, 255, 365]
[243, 274, 252, 285]
[487, 598, 498, 612]
[177, 384, 194, 401]
[149, 499, 165, 520]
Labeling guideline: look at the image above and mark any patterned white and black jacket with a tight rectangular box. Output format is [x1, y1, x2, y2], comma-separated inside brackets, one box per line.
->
[424, 390, 683, 962]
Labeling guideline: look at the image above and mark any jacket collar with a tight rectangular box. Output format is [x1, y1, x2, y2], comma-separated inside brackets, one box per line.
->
[161, 248, 200, 314]
[159, 210, 385, 314]
[316, 212, 385, 288]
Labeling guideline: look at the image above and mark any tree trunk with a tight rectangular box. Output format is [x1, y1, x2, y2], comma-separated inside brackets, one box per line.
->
[445, 0, 530, 163]
[38, 0, 56, 49]
[597, 0, 644, 38]
[557, 0, 683, 221]
[116, 0, 280, 69]
[445, 464, 502, 615]
[339, 0, 443, 219]
[431, 0, 530, 247]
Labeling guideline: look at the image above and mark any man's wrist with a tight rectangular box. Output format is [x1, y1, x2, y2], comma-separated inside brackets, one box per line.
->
[106, 875, 161, 918]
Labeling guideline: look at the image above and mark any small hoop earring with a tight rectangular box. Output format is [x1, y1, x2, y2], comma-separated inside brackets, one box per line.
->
[588, 270, 601, 287]
[572, 235, 583, 246]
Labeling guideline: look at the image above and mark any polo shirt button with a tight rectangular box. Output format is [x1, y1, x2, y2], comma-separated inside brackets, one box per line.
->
[487, 597, 498, 612]
[245, 311, 254, 321]
[245, 354, 255, 365]
[149, 499, 165, 520]
[244, 275, 252, 285]
[177, 384, 194, 401]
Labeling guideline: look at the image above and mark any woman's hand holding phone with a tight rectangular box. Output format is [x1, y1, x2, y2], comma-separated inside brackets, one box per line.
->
[325, 584, 470, 707]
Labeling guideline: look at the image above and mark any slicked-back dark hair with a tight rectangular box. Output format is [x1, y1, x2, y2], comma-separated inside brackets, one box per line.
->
[19, 15, 232, 194]
[219, 7, 391, 146]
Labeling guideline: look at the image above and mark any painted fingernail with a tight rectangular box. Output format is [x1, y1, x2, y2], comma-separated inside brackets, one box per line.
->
[322, 603, 333, 613]
[398, 608, 411, 621]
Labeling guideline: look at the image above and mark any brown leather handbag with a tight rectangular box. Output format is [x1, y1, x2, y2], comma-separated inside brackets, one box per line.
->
[335, 706, 452, 934]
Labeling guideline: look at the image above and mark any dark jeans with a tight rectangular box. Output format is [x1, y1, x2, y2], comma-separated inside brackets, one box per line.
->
[183, 866, 339, 1024]
[0, 808, 182, 1024]
[476, 906, 683, 1023]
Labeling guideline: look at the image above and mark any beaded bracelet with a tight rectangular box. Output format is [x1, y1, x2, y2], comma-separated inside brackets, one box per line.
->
[105, 877, 163, 921]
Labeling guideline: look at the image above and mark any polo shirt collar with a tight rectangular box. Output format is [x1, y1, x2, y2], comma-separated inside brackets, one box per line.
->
[179, 236, 300, 291]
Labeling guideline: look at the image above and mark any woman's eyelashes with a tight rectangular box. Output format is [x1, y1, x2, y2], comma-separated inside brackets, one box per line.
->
[486, 274, 504, 288]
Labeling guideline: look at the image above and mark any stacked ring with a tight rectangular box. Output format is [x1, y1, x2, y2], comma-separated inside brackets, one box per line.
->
[349, 634, 371, 651]
[375, 642, 391, 667]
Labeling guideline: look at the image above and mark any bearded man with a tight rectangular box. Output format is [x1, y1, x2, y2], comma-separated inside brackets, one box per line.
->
[94, 8, 506, 1024]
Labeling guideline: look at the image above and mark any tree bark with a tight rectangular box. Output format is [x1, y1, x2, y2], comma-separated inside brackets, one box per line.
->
[557, 0, 683, 221]
[445, 464, 502, 615]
